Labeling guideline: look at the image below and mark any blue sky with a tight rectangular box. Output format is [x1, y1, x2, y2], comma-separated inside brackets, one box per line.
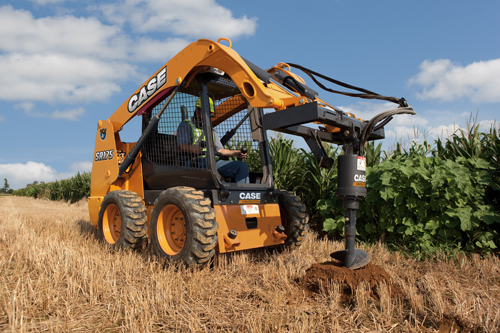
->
[0, 0, 499, 189]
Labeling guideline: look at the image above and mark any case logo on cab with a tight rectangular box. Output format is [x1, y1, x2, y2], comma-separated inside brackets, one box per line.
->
[128, 67, 167, 113]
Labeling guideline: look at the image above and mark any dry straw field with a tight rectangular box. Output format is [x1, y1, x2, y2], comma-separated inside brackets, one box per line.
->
[0, 196, 499, 332]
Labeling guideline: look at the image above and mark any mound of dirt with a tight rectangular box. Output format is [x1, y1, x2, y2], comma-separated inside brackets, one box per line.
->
[299, 260, 402, 304]
[436, 314, 481, 333]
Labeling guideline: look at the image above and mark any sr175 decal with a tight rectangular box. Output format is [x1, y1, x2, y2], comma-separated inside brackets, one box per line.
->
[95, 149, 114, 161]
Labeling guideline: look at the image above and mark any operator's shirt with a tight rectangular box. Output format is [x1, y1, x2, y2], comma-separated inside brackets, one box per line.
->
[177, 119, 224, 155]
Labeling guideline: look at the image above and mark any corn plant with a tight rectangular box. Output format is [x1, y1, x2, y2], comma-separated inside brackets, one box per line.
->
[435, 117, 500, 220]
[364, 141, 384, 167]
[296, 144, 341, 230]
[268, 134, 304, 191]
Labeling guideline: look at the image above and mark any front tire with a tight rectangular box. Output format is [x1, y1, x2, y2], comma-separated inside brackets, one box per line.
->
[277, 189, 309, 250]
[97, 190, 148, 249]
[149, 186, 218, 266]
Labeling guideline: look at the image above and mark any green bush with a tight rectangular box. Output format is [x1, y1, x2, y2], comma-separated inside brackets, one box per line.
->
[362, 155, 498, 254]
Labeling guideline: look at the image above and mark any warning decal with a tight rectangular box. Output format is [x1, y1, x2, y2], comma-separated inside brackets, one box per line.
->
[357, 156, 366, 171]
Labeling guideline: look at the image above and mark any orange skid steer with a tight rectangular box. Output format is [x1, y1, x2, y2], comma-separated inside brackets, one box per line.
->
[88, 38, 415, 269]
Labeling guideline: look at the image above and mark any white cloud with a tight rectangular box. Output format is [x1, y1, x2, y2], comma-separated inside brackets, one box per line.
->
[0, 161, 75, 190]
[385, 126, 421, 140]
[0, 53, 135, 103]
[427, 124, 461, 139]
[0, 115, 4, 122]
[15, 102, 86, 121]
[69, 161, 92, 173]
[131, 37, 191, 62]
[0, 6, 191, 107]
[385, 123, 462, 142]
[478, 120, 499, 132]
[0, 6, 127, 60]
[391, 114, 428, 127]
[49, 108, 86, 121]
[0, 6, 192, 62]
[0, 4, 255, 110]
[409, 58, 500, 103]
[97, 0, 258, 40]
[0, 6, 142, 106]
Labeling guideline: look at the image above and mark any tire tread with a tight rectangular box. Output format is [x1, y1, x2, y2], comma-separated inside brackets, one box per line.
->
[97, 190, 148, 250]
[276, 189, 309, 250]
[150, 186, 218, 266]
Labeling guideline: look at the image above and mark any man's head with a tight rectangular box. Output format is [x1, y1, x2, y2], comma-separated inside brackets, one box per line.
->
[193, 97, 214, 128]
[195, 97, 215, 115]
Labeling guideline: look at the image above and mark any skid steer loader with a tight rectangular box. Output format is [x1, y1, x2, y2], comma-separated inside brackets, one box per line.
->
[88, 38, 415, 269]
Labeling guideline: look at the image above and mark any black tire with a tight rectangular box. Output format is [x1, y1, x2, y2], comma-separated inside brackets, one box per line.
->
[149, 186, 218, 266]
[276, 189, 309, 250]
[97, 190, 148, 249]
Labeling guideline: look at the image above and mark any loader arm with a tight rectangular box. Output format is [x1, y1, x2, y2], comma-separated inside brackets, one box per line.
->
[107, 39, 307, 133]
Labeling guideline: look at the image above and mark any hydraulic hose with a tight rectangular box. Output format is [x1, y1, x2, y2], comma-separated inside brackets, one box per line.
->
[359, 105, 416, 155]
[287, 63, 408, 107]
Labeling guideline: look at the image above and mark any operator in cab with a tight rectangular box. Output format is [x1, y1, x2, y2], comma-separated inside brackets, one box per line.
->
[177, 97, 249, 183]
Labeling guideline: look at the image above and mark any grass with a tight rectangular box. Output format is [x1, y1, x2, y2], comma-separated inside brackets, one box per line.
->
[0, 196, 499, 332]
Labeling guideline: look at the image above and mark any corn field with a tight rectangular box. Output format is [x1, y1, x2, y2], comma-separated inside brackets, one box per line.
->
[13, 172, 91, 203]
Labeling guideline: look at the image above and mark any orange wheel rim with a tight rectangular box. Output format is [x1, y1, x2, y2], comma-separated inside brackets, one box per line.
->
[103, 204, 121, 244]
[157, 204, 186, 255]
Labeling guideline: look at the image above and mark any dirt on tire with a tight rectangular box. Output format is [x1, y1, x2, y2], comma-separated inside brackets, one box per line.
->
[299, 260, 403, 305]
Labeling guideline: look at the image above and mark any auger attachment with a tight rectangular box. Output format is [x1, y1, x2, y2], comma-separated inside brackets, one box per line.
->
[330, 152, 370, 270]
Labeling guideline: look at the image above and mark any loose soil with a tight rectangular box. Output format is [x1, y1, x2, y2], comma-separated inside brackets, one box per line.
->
[436, 315, 481, 333]
[300, 260, 403, 304]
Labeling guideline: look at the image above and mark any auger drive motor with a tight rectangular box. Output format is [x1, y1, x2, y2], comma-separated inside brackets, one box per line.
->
[88, 38, 415, 269]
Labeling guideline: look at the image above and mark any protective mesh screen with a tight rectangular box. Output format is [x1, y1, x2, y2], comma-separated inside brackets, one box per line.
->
[143, 88, 198, 167]
[143, 76, 262, 173]
[213, 98, 262, 173]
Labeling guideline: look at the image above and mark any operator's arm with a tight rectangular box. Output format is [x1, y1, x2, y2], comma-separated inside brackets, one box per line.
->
[214, 132, 247, 159]
[217, 148, 246, 158]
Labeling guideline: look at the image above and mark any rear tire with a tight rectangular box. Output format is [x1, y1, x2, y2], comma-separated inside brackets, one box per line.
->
[97, 190, 148, 249]
[149, 186, 218, 266]
[276, 189, 309, 250]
